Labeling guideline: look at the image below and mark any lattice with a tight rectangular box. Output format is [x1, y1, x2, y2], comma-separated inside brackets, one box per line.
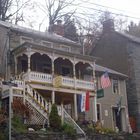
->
[25, 100, 47, 125]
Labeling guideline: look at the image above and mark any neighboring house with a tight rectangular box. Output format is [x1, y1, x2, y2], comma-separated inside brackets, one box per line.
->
[0, 21, 129, 133]
[95, 65, 130, 132]
[91, 19, 140, 132]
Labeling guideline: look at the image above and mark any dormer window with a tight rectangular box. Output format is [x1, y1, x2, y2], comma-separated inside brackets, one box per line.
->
[60, 45, 70, 52]
[20, 36, 33, 44]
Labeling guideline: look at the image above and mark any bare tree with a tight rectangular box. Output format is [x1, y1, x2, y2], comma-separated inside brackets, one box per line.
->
[0, 0, 31, 24]
[37, 0, 76, 26]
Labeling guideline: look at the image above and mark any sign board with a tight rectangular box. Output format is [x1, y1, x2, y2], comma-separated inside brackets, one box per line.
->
[97, 89, 104, 98]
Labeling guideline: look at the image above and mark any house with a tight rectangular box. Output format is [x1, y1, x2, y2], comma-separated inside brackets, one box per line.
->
[0, 21, 130, 133]
[91, 19, 140, 132]
[95, 65, 130, 132]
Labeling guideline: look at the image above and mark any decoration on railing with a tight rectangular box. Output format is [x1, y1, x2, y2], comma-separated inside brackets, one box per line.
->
[54, 76, 62, 87]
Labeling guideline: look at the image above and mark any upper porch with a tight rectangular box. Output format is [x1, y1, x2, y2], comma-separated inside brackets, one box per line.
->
[11, 42, 96, 92]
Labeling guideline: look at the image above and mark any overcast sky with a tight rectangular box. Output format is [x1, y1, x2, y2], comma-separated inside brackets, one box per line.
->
[21, 0, 140, 31]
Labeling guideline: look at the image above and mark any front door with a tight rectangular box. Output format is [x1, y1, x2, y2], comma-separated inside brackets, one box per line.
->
[112, 107, 122, 131]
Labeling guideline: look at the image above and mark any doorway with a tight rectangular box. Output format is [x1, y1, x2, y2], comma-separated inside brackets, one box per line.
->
[112, 107, 122, 131]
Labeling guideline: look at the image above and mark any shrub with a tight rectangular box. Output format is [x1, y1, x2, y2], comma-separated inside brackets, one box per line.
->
[0, 132, 6, 140]
[49, 104, 61, 131]
[12, 115, 27, 133]
[61, 123, 76, 136]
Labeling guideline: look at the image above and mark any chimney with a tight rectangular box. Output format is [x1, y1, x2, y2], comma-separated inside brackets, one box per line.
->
[49, 20, 64, 36]
[102, 19, 114, 33]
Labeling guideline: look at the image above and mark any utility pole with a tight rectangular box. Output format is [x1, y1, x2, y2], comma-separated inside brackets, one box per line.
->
[2, 81, 17, 140]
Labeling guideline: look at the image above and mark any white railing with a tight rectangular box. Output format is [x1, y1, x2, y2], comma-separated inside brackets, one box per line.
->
[17, 71, 95, 91]
[26, 85, 49, 111]
[61, 77, 95, 91]
[12, 80, 24, 90]
[23, 71, 53, 84]
[63, 108, 85, 136]
[76, 80, 95, 90]
[62, 77, 74, 87]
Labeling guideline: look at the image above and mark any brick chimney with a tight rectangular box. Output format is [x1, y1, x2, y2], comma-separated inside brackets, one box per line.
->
[102, 19, 114, 33]
[49, 20, 64, 36]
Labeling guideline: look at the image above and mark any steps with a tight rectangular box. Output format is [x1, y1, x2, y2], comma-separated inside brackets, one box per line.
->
[24, 85, 49, 125]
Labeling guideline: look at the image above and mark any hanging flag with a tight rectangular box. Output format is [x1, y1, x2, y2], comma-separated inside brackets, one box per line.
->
[85, 91, 90, 111]
[81, 94, 86, 112]
[101, 71, 111, 89]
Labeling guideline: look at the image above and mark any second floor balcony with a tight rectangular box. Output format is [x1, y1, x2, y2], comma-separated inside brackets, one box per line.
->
[12, 43, 96, 92]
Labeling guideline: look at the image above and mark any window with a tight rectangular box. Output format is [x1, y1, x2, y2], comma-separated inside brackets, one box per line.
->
[20, 36, 33, 44]
[112, 79, 119, 94]
[60, 45, 70, 52]
[41, 41, 52, 48]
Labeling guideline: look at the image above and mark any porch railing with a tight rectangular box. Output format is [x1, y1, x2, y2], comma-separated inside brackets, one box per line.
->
[54, 76, 95, 91]
[16, 71, 95, 91]
[24, 71, 53, 84]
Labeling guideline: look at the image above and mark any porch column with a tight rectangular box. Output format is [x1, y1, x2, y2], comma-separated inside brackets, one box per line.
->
[73, 60, 78, 120]
[52, 90, 55, 104]
[74, 93, 78, 120]
[94, 95, 97, 122]
[27, 54, 31, 72]
[14, 56, 17, 75]
[92, 61, 97, 122]
[52, 59, 54, 77]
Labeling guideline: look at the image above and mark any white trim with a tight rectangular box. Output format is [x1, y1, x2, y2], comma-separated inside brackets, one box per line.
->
[20, 36, 33, 44]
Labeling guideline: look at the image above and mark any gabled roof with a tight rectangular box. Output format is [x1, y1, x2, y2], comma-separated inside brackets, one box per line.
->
[116, 31, 140, 44]
[0, 20, 80, 47]
[95, 64, 127, 78]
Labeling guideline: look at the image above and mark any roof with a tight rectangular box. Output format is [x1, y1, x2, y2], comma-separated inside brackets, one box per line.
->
[95, 64, 127, 78]
[0, 20, 80, 47]
[12, 41, 99, 62]
[116, 31, 140, 44]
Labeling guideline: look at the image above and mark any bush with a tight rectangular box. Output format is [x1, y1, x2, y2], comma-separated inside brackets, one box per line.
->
[49, 104, 61, 131]
[0, 132, 6, 140]
[61, 123, 76, 136]
[12, 115, 27, 133]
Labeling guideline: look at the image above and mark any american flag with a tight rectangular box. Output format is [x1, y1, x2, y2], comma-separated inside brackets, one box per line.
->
[101, 71, 111, 89]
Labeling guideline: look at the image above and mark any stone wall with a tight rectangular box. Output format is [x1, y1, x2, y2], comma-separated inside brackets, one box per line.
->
[11, 132, 140, 140]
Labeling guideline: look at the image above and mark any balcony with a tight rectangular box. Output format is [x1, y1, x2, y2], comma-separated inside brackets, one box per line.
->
[54, 76, 95, 91]
[23, 71, 53, 84]
[15, 71, 95, 91]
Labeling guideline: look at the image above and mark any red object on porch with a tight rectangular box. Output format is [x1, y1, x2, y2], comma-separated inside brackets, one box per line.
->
[85, 91, 90, 111]
[129, 117, 137, 132]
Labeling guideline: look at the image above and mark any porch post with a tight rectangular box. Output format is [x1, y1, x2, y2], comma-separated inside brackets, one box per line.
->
[52, 90, 55, 104]
[94, 95, 97, 122]
[73, 60, 78, 120]
[74, 93, 78, 120]
[27, 54, 31, 72]
[92, 61, 97, 122]
[14, 56, 17, 75]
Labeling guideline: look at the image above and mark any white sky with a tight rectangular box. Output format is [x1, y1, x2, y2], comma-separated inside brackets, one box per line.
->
[94, 0, 140, 17]
[20, 0, 140, 31]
